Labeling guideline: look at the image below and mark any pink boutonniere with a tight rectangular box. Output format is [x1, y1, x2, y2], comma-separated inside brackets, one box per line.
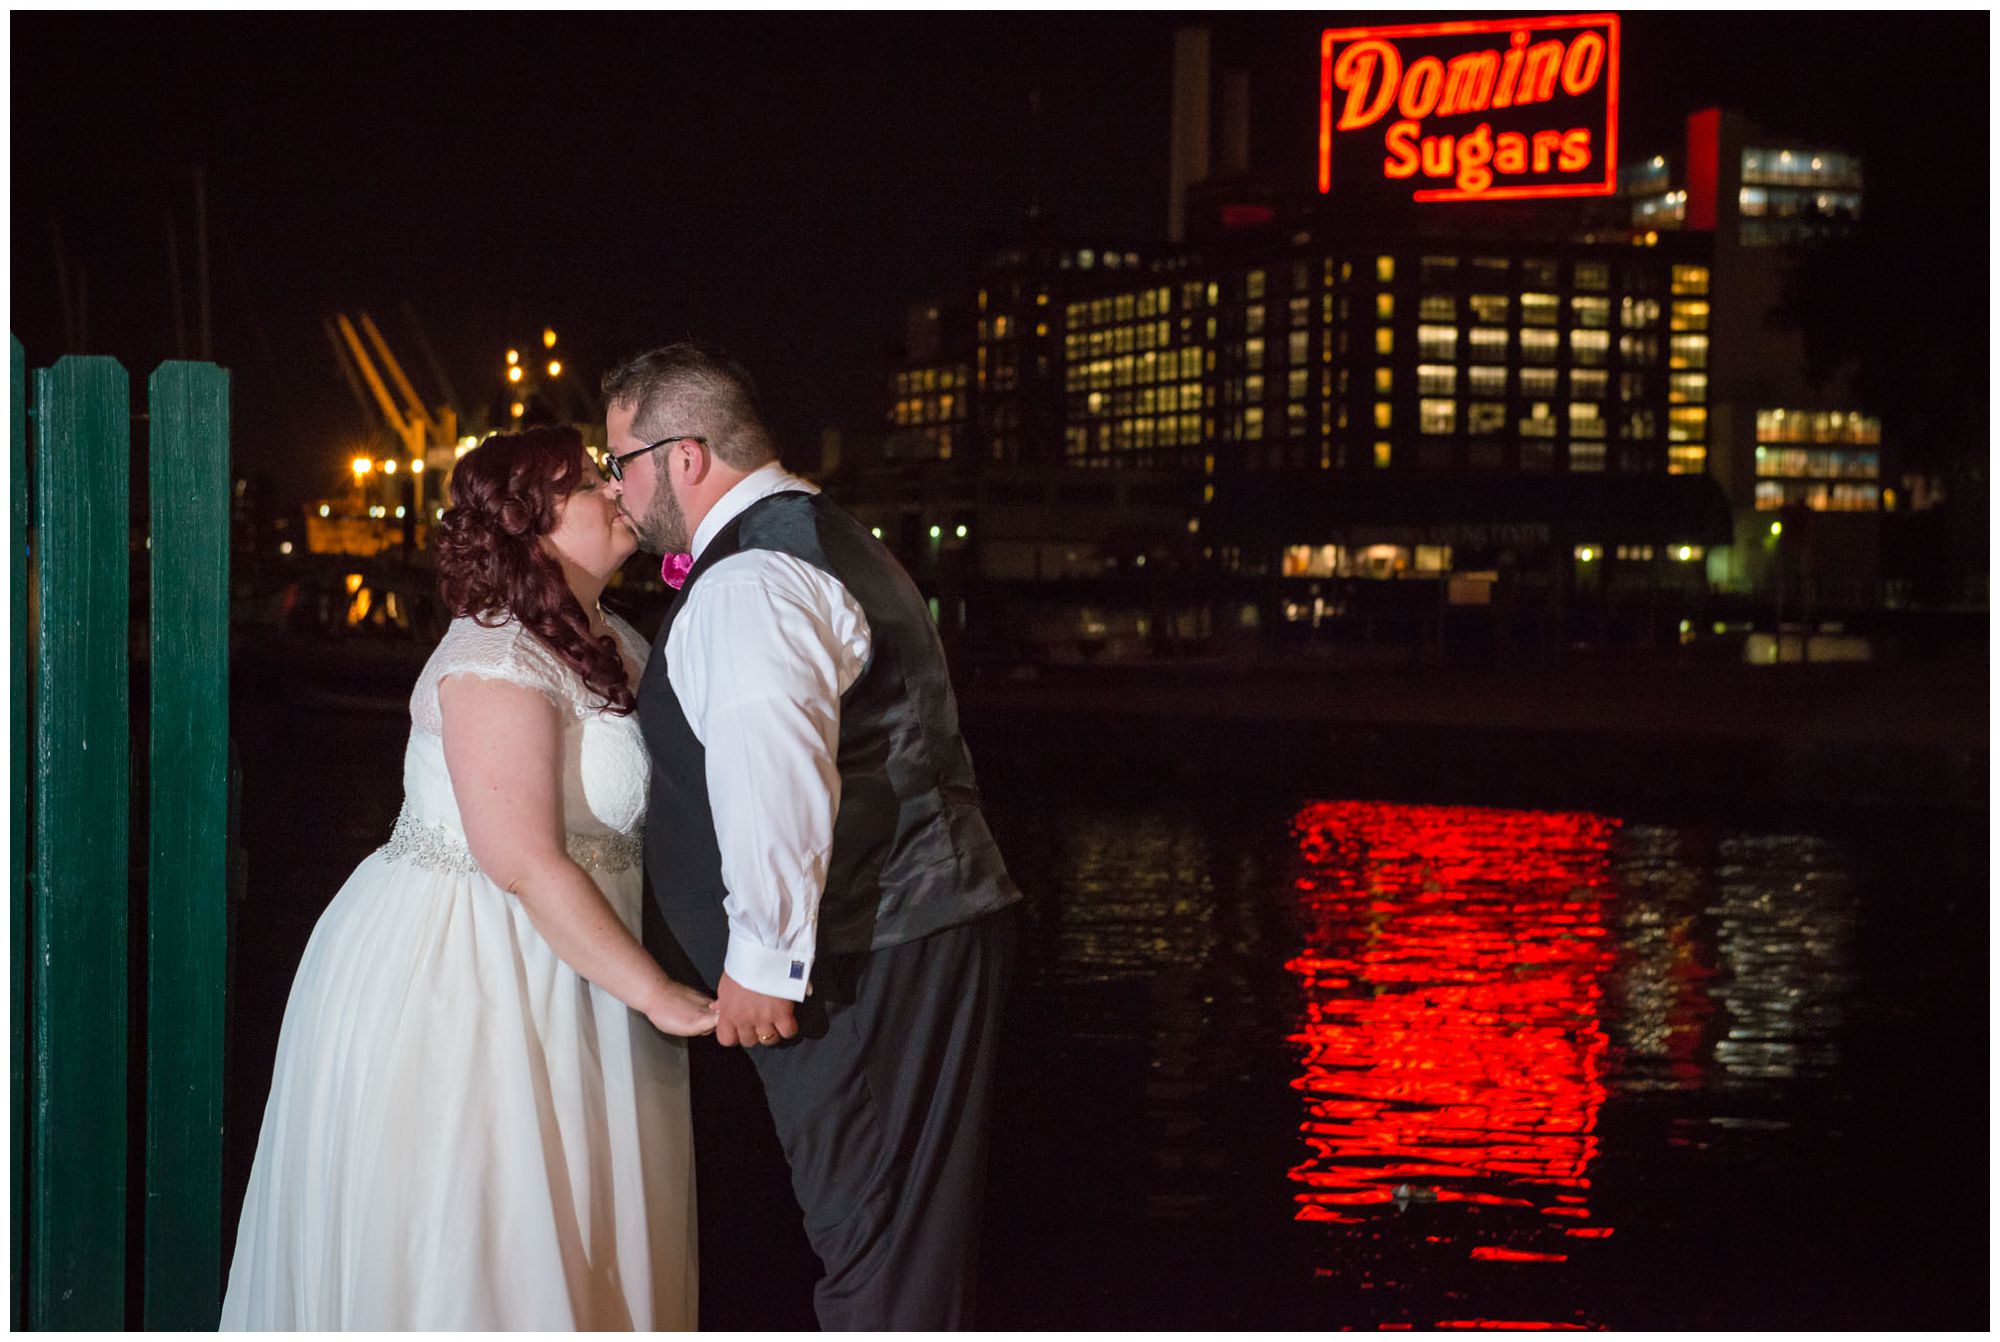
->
[661, 552, 694, 590]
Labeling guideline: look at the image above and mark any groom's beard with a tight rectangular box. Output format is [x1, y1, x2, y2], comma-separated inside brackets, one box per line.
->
[630, 480, 691, 554]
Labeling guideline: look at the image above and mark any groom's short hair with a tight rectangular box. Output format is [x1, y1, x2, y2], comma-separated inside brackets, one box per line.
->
[601, 342, 778, 471]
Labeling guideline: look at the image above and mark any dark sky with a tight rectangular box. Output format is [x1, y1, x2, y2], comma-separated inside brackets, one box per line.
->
[12, 11, 1987, 504]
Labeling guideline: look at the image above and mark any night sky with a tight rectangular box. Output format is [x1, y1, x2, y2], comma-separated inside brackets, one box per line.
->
[11, 11, 1987, 505]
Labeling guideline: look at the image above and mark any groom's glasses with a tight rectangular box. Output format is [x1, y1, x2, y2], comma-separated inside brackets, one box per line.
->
[602, 434, 707, 482]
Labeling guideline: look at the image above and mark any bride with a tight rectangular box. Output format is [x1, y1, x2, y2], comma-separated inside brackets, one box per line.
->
[221, 425, 716, 1329]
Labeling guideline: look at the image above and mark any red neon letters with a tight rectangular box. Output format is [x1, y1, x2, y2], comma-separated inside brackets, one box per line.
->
[1318, 14, 1620, 203]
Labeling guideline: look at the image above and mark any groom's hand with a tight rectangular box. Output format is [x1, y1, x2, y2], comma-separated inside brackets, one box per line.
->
[714, 971, 799, 1049]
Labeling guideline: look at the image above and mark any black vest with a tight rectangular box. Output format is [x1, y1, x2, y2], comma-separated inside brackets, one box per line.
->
[639, 490, 1019, 959]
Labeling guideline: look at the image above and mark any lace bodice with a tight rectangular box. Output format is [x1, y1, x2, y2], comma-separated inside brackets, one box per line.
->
[397, 613, 652, 856]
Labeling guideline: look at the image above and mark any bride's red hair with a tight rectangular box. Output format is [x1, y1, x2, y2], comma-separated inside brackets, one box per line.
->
[434, 426, 636, 716]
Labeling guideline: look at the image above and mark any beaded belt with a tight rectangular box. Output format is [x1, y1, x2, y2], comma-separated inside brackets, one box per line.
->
[380, 808, 644, 876]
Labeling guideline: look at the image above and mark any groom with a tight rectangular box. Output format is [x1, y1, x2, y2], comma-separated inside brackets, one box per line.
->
[601, 343, 1021, 1330]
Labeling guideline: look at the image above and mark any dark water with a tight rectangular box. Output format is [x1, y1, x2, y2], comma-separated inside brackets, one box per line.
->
[226, 690, 1988, 1330]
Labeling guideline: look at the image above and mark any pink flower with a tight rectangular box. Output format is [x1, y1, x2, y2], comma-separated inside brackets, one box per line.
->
[661, 552, 694, 590]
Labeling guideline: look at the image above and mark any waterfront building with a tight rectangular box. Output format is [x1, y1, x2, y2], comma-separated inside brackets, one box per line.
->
[837, 20, 1884, 662]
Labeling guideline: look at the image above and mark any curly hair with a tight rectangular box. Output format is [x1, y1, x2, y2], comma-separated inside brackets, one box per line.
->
[433, 425, 636, 716]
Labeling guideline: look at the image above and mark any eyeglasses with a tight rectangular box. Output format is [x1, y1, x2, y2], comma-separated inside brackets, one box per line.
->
[602, 433, 707, 482]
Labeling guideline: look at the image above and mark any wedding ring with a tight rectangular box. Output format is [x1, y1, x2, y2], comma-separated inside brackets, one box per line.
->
[756, 1031, 777, 1045]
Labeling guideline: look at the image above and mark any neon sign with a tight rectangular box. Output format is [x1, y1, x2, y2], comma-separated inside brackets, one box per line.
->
[1318, 13, 1620, 203]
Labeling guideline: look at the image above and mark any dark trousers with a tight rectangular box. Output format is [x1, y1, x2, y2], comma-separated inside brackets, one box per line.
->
[659, 903, 1018, 1330]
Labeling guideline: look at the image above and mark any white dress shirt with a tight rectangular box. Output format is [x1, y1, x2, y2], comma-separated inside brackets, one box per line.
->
[664, 463, 871, 1001]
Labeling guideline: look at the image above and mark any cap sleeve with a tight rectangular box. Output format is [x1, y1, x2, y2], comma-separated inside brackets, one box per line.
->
[410, 616, 582, 736]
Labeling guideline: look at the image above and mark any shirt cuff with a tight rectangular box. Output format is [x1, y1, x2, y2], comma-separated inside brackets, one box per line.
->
[724, 933, 813, 1002]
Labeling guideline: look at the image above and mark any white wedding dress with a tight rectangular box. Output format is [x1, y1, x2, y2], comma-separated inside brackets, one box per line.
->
[221, 612, 695, 1330]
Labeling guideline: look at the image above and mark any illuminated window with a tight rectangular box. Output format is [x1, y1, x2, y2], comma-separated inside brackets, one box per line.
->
[1620, 334, 1661, 365]
[1570, 368, 1608, 400]
[1289, 296, 1311, 328]
[1570, 329, 1611, 366]
[1289, 331, 1310, 365]
[1370, 327, 1390, 356]
[1468, 402, 1506, 434]
[1417, 364, 1456, 396]
[1286, 402, 1307, 436]
[1668, 406, 1708, 442]
[1245, 373, 1265, 402]
[1418, 324, 1459, 360]
[1569, 402, 1605, 439]
[1468, 365, 1508, 397]
[1615, 545, 1655, 562]
[1621, 297, 1661, 329]
[1468, 293, 1510, 324]
[1520, 367, 1558, 397]
[1670, 301, 1710, 332]
[1373, 441, 1392, 468]
[1288, 369, 1309, 400]
[1520, 330, 1559, 364]
[1418, 294, 1455, 321]
[1244, 406, 1265, 440]
[1669, 372, 1709, 404]
[1668, 446, 1707, 475]
[1569, 442, 1607, 472]
[1376, 293, 1396, 321]
[1670, 265, 1711, 296]
[1373, 402, 1392, 429]
[1574, 262, 1610, 292]
[1246, 305, 1266, 336]
[1520, 403, 1557, 437]
[1669, 335, 1710, 370]
[1247, 270, 1267, 300]
[1521, 293, 1560, 327]
[1468, 327, 1508, 362]
[1621, 409, 1656, 439]
[1572, 296, 1611, 329]
[1375, 367, 1395, 394]
[1376, 255, 1395, 283]
[1420, 398, 1456, 434]
[1245, 337, 1265, 365]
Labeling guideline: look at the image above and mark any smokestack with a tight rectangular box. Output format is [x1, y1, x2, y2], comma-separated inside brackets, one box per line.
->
[1219, 70, 1250, 177]
[1168, 27, 1211, 243]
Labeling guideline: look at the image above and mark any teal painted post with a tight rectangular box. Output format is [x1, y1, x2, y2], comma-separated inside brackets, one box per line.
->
[144, 362, 231, 1329]
[29, 356, 130, 1329]
[10, 337, 29, 1333]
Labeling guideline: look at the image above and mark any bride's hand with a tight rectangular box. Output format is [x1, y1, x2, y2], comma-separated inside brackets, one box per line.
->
[646, 980, 721, 1037]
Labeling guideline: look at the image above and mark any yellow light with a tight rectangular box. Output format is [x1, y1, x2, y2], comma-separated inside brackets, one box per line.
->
[955, 524, 968, 539]
[871, 527, 883, 540]
[351, 456, 372, 477]
[546, 360, 562, 378]
[511, 401, 525, 419]
[409, 459, 424, 475]
[1770, 521, 1783, 537]
[345, 573, 364, 594]
[394, 506, 406, 519]
[929, 525, 942, 541]
[1678, 546, 1693, 561]
[279, 541, 294, 556]
[382, 458, 397, 475]
[508, 366, 524, 383]
[317, 503, 330, 517]
[1578, 547, 1596, 563]
[543, 327, 558, 349]
[506, 349, 520, 366]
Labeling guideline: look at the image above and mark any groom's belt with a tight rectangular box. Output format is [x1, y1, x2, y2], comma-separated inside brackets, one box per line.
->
[380, 807, 644, 877]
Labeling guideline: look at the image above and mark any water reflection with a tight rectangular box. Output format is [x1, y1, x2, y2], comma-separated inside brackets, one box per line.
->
[1286, 801, 1619, 1261]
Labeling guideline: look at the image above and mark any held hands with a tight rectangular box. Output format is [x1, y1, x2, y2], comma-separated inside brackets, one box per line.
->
[646, 980, 722, 1038]
[714, 971, 799, 1049]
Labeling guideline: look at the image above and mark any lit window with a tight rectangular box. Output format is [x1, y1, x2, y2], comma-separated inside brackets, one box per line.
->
[1669, 335, 1709, 370]
[1247, 270, 1266, 300]
[1670, 300, 1710, 332]
[1669, 373, 1709, 404]
[1571, 368, 1608, 400]
[1289, 331, 1310, 365]
[1574, 262, 1610, 292]
[1419, 294, 1454, 321]
[1468, 293, 1509, 324]
[1373, 402, 1392, 429]
[1569, 402, 1606, 439]
[1376, 293, 1396, 320]
[1374, 441, 1392, 468]
[1668, 406, 1708, 442]
[1521, 293, 1560, 327]
[1569, 442, 1607, 472]
[1520, 329, 1559, 364]
[1420, 398, 1456, 434]
[1468, 402, 1506, 434]
[1621, 297, 1661, 329]
[1375, 327, 1393, 356]
[1417, 364, 1456, 396]
[1572, 296, 1611, 329]
[1288, 369, 1309, 400]
[1521, 403, 1557, 437]
[1620, 334, 1661, 365]
[1244, 406, 1265, 440]
[1668, 446, 1707, 475]
[1521, 367, 1558, 398]
[1670, 265, 1710, 296]
[1376, 367, 1395, 394]
[1376, 256, 1394, 283]
[1468, 327, 1509, 362]
[1418, 324, 1459, 360]
[1468, 365, 1507, 396]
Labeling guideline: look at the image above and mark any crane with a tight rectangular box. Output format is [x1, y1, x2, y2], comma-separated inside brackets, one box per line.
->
[330, 311, 462, 524]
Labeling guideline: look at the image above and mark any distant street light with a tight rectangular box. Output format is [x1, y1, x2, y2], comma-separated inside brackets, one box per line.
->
[410, 459, 424, 475]
[383, 458, 397, 475]
[547, 360, 562, 377]
[352, 456, 373, 477]
[506, 349, 520, 366]
[543, 327, 558, 349]
[508, 365, 524, 383]
[511, 401, 525, 419]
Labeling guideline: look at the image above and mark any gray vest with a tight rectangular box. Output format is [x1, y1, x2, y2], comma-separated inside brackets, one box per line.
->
[639, 490, 1019, 960]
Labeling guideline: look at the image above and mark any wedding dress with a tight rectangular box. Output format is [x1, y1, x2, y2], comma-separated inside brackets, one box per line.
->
[220, 612, 695, 1330]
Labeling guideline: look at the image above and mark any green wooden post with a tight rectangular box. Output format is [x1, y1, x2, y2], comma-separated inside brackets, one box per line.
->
[29, 356, 130, 1329]
[144, 362, 231, 1329]
[10, 337, 30, 1333]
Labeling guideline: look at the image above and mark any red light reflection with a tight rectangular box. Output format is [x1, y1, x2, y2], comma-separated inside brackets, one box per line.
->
[1286, 801, 1617, 1255]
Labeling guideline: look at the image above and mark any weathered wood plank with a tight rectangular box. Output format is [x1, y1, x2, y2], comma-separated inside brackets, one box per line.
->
[29, 355, 130, 1329]
[143, 361, 231, 1329]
